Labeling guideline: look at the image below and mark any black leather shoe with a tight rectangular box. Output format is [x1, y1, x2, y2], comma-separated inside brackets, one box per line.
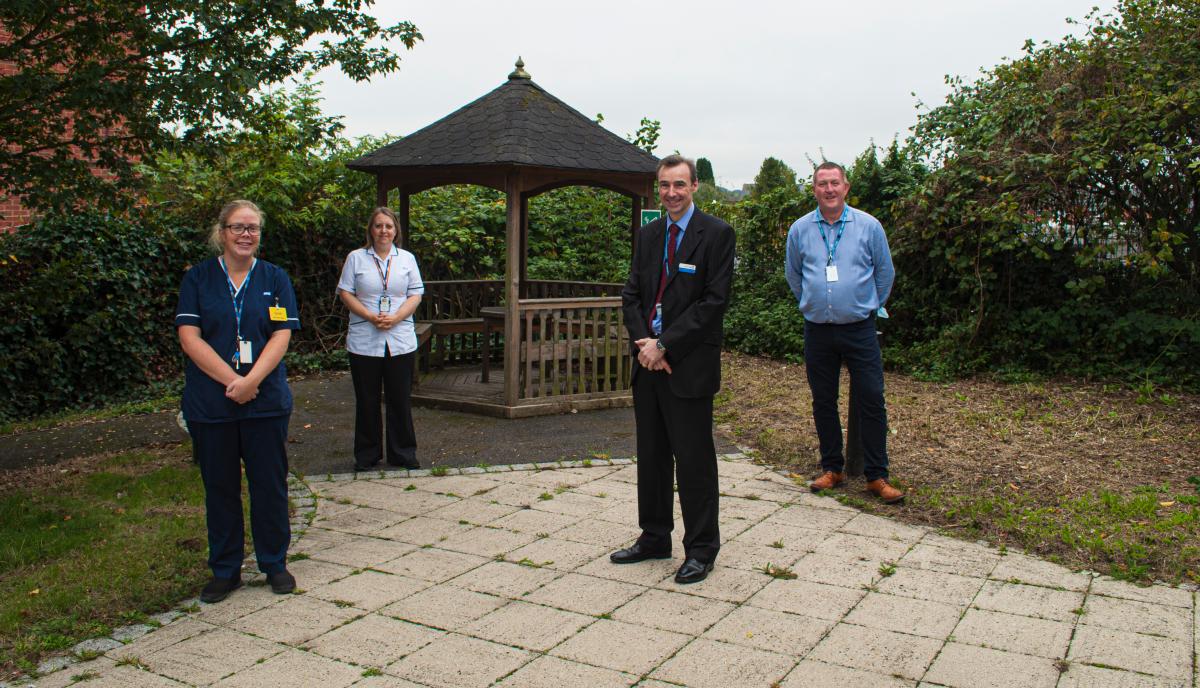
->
[610, 542, 671, 564]
[200, 576, 243, 603]
[354, 461, 380, 472]
[267, 569, 296, 594]
[674, 558, 714, 584]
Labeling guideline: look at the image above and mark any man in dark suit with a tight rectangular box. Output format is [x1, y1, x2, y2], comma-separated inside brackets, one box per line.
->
[614, 154, 736, 584]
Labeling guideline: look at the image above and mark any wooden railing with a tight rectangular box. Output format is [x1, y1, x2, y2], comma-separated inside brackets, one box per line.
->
[416, 280, 625, 369]
[515, 297, 632, 400]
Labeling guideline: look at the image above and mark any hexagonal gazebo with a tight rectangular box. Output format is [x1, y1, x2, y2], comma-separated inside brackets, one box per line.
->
[347, 59, 659, 418]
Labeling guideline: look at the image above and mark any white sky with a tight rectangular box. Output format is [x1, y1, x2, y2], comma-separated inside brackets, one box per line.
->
[314, 0, 1114, 188]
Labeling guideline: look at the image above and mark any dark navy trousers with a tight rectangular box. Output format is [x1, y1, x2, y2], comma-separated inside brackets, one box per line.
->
[803, 316, 890, 481]
[189, 415, 291, 578]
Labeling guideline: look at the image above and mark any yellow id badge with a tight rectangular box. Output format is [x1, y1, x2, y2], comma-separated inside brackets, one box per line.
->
[269, 306, 288, 322]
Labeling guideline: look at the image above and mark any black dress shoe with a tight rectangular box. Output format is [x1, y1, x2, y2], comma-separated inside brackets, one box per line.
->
[267, 569, 296, 594]
[200, 576, 243, 603]
[354, 461, 380, 472]
[610, 542, 671, 564]
[674, 558, 714, 584]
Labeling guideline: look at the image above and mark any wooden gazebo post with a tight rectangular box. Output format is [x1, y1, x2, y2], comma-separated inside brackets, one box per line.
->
[504, 169, 522, 408]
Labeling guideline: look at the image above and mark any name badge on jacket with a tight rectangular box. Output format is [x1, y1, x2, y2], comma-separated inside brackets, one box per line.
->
[678, 263, 696, 274]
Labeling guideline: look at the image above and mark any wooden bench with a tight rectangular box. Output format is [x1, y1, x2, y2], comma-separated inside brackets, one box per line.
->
[417, 318, 489, 369]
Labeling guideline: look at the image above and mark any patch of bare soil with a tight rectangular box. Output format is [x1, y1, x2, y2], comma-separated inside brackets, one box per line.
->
[717, 351, 1200, 582]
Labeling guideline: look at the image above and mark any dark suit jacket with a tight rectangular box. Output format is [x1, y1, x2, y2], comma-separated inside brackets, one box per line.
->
[621, 208, 735, 398]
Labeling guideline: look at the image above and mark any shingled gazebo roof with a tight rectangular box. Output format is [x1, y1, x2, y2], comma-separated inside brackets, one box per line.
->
[346, 60, 658, 175]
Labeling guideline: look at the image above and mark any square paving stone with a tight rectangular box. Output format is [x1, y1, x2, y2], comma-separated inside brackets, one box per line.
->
[791, 552, 881, 590]
[1057, 663, 1189, 687]
[411, 475, 503, 497]
[522, 572, 646, 616]
[353, 675, 431, 688]
[106, 617, 216, 661]
[306, 612, 442, 666]
[311, 536, 417, 568]
[701, 605, 833, 655]
[192, 583, 282, 625]
[807, 623, 942, 681]
[950, 607, 1072, 658]
[612, 588, 736, 635]
[530, 491, 612, 517]
[972, 580, 1084, 621]
[379, 584, 507, 630]
[572, 478, 638, 500]
[766, 503, 856, 531]
[717, 541, 807, 573]
[374, 516, 474, 545]
[47, 664, 187, 688]
[423, 498, 520, 524]
[875, 567, 984, 606]
[844, 592, 964, 639]
[484, 482, 555, 507]
[505, 537, 609, 571]
[211, 647, 362, 688]
[495, 654, 637, 688]
[651, 638, 796, 688]
[721, 496, 786, 522]
[451, 559, 562, 598]
[436, 526, 539, 558]
[1081, 593, 1193, 641]
[924, 642, 1061, 688]
[658, 564, 771, 603]
[374, 488, 460, 516]
[372, 547, 490, 582]
[317, 506, 409, 535]
[489, 508, 580, 535]
[1068, 624, 1192, 680]
[898, 542, 999, 578]
[553, 519, 642, 549]
[838, 513, 927, 543]
[284, 557, 357, 587]
[464, 600, 594, 651]
[551, 619, 690, 675]
[731, 520, 829, 553]
[390, 633, 533, 688]
[746, 578, 867, 621]
[289, 526, 345, 553]
[229, 595, 360, 645]
[814, 532, 913, 563]
[144, 627, 285, 685]
[779, 659, 915, 687]
[988, 552, 1092, 591]
[1089, 577, 1196, 608]
[307, 570, 429, 611]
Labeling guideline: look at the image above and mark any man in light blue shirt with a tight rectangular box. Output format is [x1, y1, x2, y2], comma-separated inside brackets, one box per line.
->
[784, 161, 902, 503]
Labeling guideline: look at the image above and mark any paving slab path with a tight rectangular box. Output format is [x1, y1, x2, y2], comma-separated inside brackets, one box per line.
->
[14, 455, 1198, 688]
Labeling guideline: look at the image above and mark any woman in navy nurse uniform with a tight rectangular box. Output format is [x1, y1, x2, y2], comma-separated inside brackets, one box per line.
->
[175, 200, 300, 604]
[337, 206, 424, 471]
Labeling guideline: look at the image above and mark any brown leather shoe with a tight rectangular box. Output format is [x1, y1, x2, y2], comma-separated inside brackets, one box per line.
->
[866, 479, 905, 504]
[809, 471, 845, 492]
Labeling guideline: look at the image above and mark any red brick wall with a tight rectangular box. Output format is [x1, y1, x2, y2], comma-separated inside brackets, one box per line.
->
[0, 26, 35, 232]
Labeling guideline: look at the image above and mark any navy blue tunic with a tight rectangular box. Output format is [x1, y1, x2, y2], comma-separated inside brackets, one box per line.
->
[175, 257, 301, 423]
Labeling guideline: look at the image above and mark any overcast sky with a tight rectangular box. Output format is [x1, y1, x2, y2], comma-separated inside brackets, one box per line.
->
[314, 0, 1115, 188]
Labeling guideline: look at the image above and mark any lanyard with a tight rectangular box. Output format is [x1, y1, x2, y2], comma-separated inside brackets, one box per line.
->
[369, 248, 392, 294]
[816, 207, 848, 265]
[218, 256, 257, 354]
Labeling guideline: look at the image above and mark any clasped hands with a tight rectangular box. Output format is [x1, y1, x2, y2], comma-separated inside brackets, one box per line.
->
[635, 338, 672, 374]
[373, 312, 402, 330]
[225, 375, 259, 404]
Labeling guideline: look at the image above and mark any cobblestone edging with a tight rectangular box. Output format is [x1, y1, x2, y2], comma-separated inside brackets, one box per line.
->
[7, 457, 639, 687]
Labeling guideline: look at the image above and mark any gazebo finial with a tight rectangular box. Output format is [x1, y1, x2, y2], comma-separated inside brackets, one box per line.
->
[509, 56, 530, 80]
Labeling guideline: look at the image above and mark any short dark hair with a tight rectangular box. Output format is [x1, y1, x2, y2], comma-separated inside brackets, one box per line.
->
[657, 154, 697, 183]
[813, 161, 848, 183]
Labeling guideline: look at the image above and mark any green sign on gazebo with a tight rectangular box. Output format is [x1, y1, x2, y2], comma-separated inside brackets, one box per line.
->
[640, 209, 661, 225]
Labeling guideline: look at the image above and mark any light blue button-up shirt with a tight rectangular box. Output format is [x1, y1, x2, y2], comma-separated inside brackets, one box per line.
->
[651, 202, 694, 335]
[784, 205, 894, 324]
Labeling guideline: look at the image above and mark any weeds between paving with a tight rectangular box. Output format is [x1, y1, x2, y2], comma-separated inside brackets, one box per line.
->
[0, 446, 209, 679]
[716, 352, 1200, 585]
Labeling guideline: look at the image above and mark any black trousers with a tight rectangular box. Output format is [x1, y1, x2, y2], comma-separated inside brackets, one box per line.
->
[803, 317, 890, 480]
[632, 368, 720, 563]
[190, 415, 291, 578]
[349, 348, 417, 469]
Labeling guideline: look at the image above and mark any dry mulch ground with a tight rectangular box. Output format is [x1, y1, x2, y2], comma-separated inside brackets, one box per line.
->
[717, 351, 1200, 584]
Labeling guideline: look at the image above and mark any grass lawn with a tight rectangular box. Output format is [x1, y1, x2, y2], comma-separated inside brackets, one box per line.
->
[717, 352, 1200, 585]
[0, 445, 208, 679]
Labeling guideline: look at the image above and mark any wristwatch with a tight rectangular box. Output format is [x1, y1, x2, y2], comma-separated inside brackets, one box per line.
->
[655, 339, 666, 352]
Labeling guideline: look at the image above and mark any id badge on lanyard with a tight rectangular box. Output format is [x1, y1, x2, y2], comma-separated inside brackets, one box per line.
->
[220, 257, 257, 368]
[371, 250, 393, 314]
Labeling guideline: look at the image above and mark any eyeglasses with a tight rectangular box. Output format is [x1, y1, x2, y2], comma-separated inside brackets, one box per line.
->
[224, 223, 261, 235]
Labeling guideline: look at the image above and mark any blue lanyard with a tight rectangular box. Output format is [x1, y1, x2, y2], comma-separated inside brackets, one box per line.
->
[816, 208, 848, 265]
[218, 257, 257, 352]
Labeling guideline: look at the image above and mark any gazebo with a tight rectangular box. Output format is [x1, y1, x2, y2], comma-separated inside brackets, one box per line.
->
[347, 59, 659, 418]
